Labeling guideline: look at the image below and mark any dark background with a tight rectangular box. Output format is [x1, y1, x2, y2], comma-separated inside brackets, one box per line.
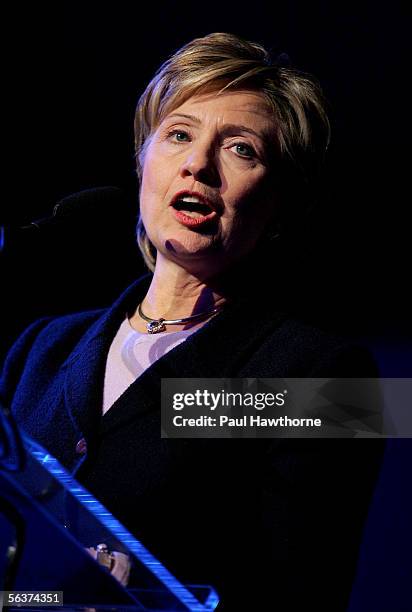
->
[0, 4, 411, 609]
[1, 0, 410, 372]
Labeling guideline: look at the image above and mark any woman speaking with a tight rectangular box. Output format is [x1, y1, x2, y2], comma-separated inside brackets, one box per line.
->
[0, 33, 383, 610]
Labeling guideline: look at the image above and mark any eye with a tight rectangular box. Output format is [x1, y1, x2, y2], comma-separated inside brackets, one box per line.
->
[167, 129, 191, 143]
[231, 142, 256, 159]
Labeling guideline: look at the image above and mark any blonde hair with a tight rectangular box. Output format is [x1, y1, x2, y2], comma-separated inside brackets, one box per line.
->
[134, 32, 330, 271]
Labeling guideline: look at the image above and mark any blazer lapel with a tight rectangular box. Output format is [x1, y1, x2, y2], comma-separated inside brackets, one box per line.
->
[62, 275, 152, 442]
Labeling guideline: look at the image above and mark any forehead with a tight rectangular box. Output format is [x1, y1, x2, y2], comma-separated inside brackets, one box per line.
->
[162, 90, 275, 130]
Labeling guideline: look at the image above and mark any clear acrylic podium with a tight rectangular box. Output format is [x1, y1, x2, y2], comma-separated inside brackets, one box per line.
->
[0, 406, 219, 611]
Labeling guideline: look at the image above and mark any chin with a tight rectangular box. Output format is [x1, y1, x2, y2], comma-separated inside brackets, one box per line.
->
[158, 236, 223, 273]
[161, 229, 218, 257]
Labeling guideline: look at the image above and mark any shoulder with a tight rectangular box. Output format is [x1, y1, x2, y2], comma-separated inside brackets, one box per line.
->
[29, 309, 105, 349]
[245, 316, 379, 377]
[0, 309, 105, 406]
[9, 309, 105, 359]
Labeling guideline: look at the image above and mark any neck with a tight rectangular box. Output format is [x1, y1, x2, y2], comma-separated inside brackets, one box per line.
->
[129, 254, 238, 332]
[144, 255, 230, 318]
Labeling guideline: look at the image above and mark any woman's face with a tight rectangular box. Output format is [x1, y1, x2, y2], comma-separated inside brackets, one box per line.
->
[139, 89, 279, 275]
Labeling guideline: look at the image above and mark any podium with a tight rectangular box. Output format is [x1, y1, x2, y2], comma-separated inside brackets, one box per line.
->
[0, 405, 219, 611]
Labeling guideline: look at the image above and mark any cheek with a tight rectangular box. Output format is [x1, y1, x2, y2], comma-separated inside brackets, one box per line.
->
[222, 175, 276, 247]
[141, 150, 160, 194]
[140, 153, 168, 215]
[227, 171, 274, 218]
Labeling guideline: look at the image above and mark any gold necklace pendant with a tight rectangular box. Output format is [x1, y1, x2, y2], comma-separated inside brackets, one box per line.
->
[147, 318, 166, 334]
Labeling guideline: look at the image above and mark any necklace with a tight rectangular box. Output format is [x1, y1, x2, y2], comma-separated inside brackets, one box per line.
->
[137, 302, 222, 334]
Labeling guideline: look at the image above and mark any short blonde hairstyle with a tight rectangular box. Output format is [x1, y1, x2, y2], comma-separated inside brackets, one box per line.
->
[134, 32, 330, 271]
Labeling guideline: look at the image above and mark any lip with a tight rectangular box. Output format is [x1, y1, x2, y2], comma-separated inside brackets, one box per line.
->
[170, 190, 220, 228]
[171, 208, 217, 227]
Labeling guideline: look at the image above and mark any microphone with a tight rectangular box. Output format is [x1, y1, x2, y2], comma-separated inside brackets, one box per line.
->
[0, 186, 126, 253]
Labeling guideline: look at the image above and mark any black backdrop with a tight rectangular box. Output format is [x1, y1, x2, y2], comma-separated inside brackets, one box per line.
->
[1, 0, 410, 371]
[1, 4, 411, 609]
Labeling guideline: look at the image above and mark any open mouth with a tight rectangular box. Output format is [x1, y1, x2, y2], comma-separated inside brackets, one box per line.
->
[170, 191, 219, 227]
[172, 197, 213, 218]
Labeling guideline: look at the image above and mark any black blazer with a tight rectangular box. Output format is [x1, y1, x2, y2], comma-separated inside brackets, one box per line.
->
[0, 274, 384, 611]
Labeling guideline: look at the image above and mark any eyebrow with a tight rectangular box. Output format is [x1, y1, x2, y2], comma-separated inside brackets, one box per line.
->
[164, 113, 270, 141]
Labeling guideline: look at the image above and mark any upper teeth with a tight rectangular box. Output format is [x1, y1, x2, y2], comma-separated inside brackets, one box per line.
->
[180, 196, 204, 204]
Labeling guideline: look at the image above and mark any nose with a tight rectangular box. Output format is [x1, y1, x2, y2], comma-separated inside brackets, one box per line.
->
[179, 140, 221, 187]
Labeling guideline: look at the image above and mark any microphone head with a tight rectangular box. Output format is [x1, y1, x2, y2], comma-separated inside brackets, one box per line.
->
[0, 186, 130, 253]
[52, 186, 125, 219]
